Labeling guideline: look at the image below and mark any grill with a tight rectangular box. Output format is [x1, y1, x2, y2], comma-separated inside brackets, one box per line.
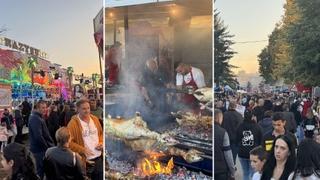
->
[105, 113, 212, 179]
[106, 84, 212, 179]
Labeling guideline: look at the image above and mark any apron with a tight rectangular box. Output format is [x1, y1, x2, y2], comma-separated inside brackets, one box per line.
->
[182, 69, 199, 110]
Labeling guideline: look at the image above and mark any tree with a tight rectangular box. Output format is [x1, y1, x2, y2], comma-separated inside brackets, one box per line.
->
[277, 0, 300, 84]
[258, 47, 276, 84]
[288, 0, 320, 86]
[258, 81, 265, 93]
[214, 11, 238, 88]
[258, 0, 301, 85]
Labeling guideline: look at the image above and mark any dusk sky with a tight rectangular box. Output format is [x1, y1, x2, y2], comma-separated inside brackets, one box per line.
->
[215, 0, 286, 74]
[0, 0, 102, 76]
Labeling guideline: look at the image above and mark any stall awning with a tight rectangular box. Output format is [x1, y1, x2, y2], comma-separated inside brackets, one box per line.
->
[295, 82, 312, 93]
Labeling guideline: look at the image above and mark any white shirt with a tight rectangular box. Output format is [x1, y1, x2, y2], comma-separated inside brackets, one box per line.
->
[176, 67, 206, 88]
[78, 116, 101, 160]
[288, 172, 320, 180]
[252, 172, 261, 180]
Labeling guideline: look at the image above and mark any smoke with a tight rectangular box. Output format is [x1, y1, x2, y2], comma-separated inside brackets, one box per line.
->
[106, 4, 213, 124]
[106, 20, 171, 125]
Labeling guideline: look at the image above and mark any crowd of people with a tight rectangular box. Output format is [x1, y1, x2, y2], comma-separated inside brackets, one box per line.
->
[214, 92, 320, 180]
[0, 97, 103, 180]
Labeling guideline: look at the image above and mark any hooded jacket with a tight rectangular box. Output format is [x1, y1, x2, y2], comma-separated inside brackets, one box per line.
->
[67, 114, 103, 166]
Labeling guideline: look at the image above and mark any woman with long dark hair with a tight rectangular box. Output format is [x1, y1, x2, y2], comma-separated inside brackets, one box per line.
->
[288, 138, 320, 179]
[1, 143, 39, 180]
[261, 135, 296, 180]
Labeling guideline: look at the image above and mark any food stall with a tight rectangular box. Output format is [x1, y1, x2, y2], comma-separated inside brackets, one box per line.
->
[105, 0, 213, 179]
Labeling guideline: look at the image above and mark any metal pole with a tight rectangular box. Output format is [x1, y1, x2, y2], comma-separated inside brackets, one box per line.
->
[124, 7, 129, 58]
[31, 69, 34, 105]
[113, 19, 117, 44]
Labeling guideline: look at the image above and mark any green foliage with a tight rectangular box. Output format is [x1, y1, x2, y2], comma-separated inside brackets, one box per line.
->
[288, 0, 320, 86]
[214, 10, 238, 88]
[258, 47, 276, 84]
[258, 0, 301, 85]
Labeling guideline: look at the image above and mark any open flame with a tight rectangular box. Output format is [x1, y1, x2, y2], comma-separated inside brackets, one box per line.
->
[136, 151, 174, 176]
[141, 157, 174, 176]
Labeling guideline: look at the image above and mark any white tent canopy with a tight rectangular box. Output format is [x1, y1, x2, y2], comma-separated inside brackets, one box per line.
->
[224, 85, 233, 91]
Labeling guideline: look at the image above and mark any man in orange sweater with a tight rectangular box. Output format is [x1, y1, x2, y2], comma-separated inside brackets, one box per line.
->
[67, 99, 103, 180]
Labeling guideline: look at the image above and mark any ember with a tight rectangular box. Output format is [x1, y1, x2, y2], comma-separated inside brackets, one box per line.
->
[140, 157, 174, 176]
[134, 150, 174, 177]
[106, 156, 212, 180]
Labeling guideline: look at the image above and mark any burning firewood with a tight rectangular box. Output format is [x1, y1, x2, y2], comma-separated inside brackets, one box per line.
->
[105, 112, 204, 163]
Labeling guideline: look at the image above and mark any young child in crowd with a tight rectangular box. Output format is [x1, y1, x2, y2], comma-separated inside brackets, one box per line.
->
[249, 146, 268, 180]
[0, 121, 9, 152]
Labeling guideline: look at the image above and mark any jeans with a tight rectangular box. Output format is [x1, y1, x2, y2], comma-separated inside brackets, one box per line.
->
[230, 143, 239, 164]
[296, 125, 304, 143]
[86, 156, 103, 180]
[214, 172, 229, 180]
[15, 125, 23, 143]
[239, 157, 254, 180]
[33, 151, 46, 180]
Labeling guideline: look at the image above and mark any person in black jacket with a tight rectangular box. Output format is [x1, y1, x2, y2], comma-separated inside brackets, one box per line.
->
[261, 112, 297, 153]
[21, 97, 31, 127]
[222, 101, 244, 163]
[65, 104, 77, 126]
[2, 143, 39, 180]
[14, 105, 24, 143]
[44, 127, 85, 180]
[258, 110, 273, 135]
[47, 105, 60, 145]
[28, 100, 54, 179]
[214, 109, 235, 180]
[236, 110, 263, 180]
[282, 103, 297, 134]
[252, 98, 265, 123]
[290, 99, 303, 142]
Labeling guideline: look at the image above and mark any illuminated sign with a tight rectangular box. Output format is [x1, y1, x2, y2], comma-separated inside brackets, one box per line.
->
[0, 37, 48, 59]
